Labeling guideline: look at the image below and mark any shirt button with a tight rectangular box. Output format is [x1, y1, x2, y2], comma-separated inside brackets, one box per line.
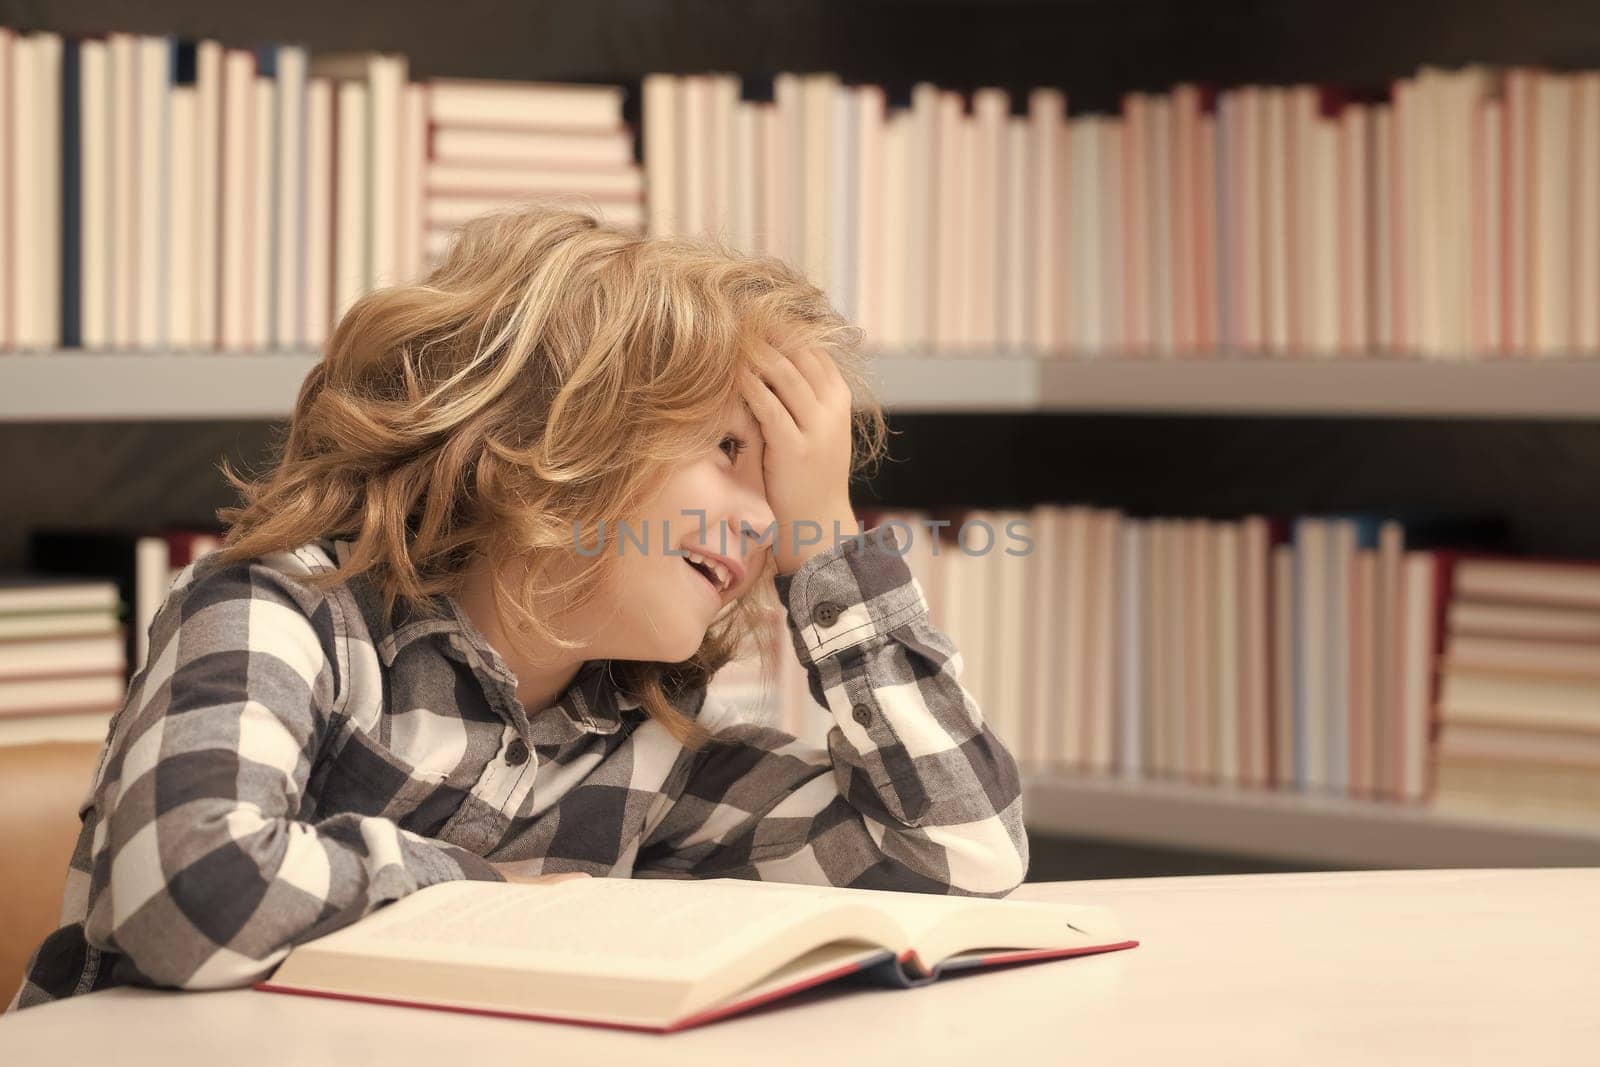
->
[505, 739, 530, 766]
[851, 703, 873, 726]
[813, 600, 842, 628]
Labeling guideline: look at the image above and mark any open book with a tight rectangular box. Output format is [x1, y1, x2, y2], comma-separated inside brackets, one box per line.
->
[256, 876, 1137, 1032]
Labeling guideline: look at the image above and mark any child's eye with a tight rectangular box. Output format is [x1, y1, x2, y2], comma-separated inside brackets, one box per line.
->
[719, 433, 749, 462]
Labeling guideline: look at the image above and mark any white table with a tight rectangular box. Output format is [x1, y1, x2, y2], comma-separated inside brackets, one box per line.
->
[3, 868, 1597, 1066]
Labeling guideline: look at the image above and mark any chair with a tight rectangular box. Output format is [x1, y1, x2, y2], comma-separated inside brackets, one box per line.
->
[0, 741, 104, 1003]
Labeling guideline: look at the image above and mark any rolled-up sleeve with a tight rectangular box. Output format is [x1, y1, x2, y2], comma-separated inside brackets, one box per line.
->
[82, 557, 502, 991]
[635, 524, 1029, 897]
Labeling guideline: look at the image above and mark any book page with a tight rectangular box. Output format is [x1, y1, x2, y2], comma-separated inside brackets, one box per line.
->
[302, 876, 904, 981]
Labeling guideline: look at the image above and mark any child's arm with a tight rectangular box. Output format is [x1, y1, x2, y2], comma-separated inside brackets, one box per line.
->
[634, 524, 1028, 896]
[78, 558, 502, 990]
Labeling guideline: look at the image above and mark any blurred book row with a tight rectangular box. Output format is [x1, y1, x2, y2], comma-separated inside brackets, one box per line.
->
[647, 66, 1600, 360]
[709, 506, 1600, 829]
[0, 526, 220, 743]
[0, 26, 642, 354]
[7, 20, 1600, 363]
[4, 512, 1596, 831]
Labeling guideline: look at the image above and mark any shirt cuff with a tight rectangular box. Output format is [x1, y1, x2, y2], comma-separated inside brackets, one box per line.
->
[773, 522, 928, 666]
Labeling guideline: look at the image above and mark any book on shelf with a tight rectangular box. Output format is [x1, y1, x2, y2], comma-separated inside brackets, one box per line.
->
[0, 24, 646, 355]
[0, 574, 124, 745]
[26, 525, 224, 675]
[255, 875, 1135, 1033]
[1430, 554, 1600, 827]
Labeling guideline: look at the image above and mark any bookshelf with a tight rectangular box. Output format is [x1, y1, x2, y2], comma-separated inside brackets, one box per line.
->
[5, 352, 1600, 421]
[4, 0, 1599, 878]
[1023, 774, 1600, 868]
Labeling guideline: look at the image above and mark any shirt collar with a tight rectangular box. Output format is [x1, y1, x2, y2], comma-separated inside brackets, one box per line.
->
[324, 538, 644, 734]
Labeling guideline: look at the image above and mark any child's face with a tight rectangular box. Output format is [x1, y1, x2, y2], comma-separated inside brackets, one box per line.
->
[584, 400, 775, 663]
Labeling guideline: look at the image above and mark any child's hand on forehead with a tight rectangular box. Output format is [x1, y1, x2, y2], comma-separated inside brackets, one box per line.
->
[738, 336, 857, 576]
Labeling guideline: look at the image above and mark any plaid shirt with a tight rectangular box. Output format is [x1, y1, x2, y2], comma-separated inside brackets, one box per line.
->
[7, 523, 1027, 1013]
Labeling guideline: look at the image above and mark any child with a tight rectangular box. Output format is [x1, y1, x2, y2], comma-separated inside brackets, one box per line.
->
[7, 203, 1028, 1013]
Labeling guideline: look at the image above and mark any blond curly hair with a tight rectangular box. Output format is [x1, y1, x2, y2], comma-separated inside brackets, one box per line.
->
[212, 199, 889, 750]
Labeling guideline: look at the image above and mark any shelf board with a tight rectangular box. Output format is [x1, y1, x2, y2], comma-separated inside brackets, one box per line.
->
[1022, 772, 1600, 868]
[0, 352, 324, 420]
[868, 353, 1600, 418]
[3, 350, 1599, 420]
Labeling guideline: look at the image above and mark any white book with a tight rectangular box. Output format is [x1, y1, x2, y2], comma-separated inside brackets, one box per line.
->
[1473, 97, 1502, 353]
[903, 83, 938, 350]
[1288, 86, 1317, 355]
[831, 84, 856, 323]
[1214, 522, 1241, 787]
[0, 709, 115, 746]
[1084, 509, 1119, 774]
[427, 195, 643, 231]
[273, 45, 308, 347]
[1351, 549, 1379, 798]
[1374, 521, 1405, 799]
[368, 54, 406, 290]
[426, 79, 623, 130]
[1148, 94, 1174, 355]
[1309, 117, 1339, 354]
[1172, 86, 1200, 351]
[1057, 506, 1091, 769]
[1097, 118, 1124, 354]
[79, 38, 111, 349]
[1325, 520, 1355, 796]
[193, 40, 222, 351]
[1028, 88, 1066, 355]
[219, 49, 253, 351]
[1338, 106, 1370, 351]
[1239, 517, 1272, 788]
[876, 111, 909, 353]
[678, 75, 707, 236]
[933, 90, 963, 353]
[334, 80, 369, 322]
[1185, 521, 1212, 782]
[1294, 520, 1329, 793]
[1002, 116, 1029, 352]
[134, 535, 172, 672]
[108, 33, 137, 349]
[972, 88, 1006, 352]
[252, 77, 274, 349]
[1504, 70, 1533, 354]
[1022, 506, 1062, 775]
[31, 33, 62, 350]
[425, 161, 644, 198]
[771, 73, 803, 264]
[166, 85, 196, 348]
[1575, 75, 1600, 351]
[1148, 520, 1176, 777]
[851, 86, 885, 341]
[1262, 87, 1289, 352]
[1271, 544, 1295, 788]
[1534, 71, 1573, 355]
[135, 35, 169, 349]
[10, 35, 40, 348]
[990, 510, 1029, 761]
[0, 29, 11, 349]
[1372, 105, 1394, 350]
[432, 125, 633, 168]
[799, 72, 838, 296]
[641, 73, 677, 237]
[0, 675, 126, 716]
[730, 100, 759, 254]
[710, 74, 737, 246]
[1070, 117, 1101, 353]
[0, 634, 124, 680]
[1399, 553, 1437, 802]
[1115, 519, 1144, 779]
[1140, 521, 1166, 779]
[303, 78, 334, 344]
[399, 83, 427, 282]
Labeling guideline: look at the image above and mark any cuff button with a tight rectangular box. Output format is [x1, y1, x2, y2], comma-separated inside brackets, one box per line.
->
[851, 703, 873, 726]
[813, 600, 842, 627]
[505, 739, 531, 766]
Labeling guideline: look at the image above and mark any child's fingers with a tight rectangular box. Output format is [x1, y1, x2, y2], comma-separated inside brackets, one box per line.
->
[740, 368, 800, 443]
[752, 342, 819, 429]
[787, 344, 849, 408]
